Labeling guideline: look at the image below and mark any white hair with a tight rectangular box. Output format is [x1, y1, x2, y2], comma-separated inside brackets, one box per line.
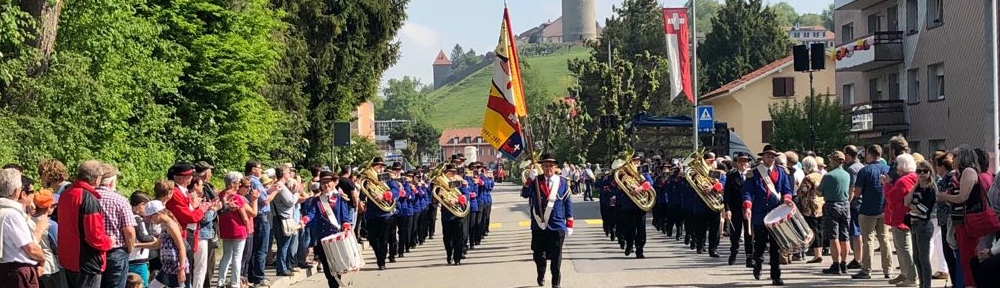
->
[224, 171, 244, 188]
[101, 175, 117, 186]
[776, 154, 788, 165]
[801, 156, 818, 174]
[896, 153, 917, 173]
[0, 168, 23, 198]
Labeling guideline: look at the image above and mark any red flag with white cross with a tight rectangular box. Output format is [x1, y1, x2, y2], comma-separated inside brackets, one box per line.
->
[662, 8, 693, 102]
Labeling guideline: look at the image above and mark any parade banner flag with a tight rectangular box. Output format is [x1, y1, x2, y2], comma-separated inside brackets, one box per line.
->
[663, 7, 693, 102]
[481, 8, 526, 159]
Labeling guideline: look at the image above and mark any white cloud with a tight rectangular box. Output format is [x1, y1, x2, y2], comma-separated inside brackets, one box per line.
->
[399, 22, 441, 50]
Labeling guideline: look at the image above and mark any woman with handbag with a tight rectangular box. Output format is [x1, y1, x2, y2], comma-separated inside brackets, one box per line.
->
[937, 145, 1000, 288]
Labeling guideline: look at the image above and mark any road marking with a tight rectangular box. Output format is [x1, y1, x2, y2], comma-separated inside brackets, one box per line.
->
[489, 222, 502, 229]
[518, 220, 531, 227]
[584, 219, 603, 225]
[497, 220, 602, 229]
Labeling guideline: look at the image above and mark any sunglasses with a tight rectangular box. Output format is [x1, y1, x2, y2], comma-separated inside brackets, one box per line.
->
[916, 169, 931, 174]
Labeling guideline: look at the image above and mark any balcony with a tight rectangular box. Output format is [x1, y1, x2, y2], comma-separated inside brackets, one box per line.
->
[835, 31, 904, 72]
[845, 100, 908, 141]
[835, 0, 886, 10]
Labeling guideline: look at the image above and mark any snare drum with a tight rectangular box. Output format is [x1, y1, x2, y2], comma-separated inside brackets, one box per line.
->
[763, 204, 814, 253]
[320, 231, 366, 275]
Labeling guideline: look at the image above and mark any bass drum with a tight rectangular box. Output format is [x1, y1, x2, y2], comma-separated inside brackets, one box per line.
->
[763, 204, 814, 253]
[320, 231, 366, 275]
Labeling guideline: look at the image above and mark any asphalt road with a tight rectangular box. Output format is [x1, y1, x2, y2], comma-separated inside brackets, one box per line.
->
[292, 182, 949, 288]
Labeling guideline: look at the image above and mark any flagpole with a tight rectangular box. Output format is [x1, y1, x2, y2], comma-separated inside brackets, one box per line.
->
[691, 0, 699, 151]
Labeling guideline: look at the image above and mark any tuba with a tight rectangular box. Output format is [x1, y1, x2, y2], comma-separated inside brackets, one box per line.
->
[519, 150, 542, 184]
[680, 148, 725, 212]
[611, 148, 656, 212]
[429, 163, 470, 218]
[357, 159, 396, 212]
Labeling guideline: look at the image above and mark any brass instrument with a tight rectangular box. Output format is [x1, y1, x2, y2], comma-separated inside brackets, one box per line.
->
[519, 151, 542, 184]
[357, 159, 396, 212]
[611, 148, 656, 212]
[680, 148, 725, 212]
[429, 163, 470, 218]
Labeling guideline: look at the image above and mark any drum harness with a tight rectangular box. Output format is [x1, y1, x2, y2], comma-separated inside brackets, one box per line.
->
[320, 194, 361, 287]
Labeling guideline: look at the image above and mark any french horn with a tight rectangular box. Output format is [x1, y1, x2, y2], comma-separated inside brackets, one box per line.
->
[680, 148, 725, 212]
[519, 150, 542, 184]
[611, 148, 656, 212]
[429, 163, 470, 218]
[357, 159, 396, 212]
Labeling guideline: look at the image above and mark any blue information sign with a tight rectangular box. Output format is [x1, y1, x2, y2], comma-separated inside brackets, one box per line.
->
[697, 105, 714, 133]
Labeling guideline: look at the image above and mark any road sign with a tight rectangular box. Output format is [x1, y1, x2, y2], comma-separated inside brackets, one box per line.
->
[697, 105, 714, 133]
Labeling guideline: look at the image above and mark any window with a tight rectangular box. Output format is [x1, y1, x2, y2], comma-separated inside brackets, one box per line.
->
[907, 68, 920, 103]
[762, 121, 774, 143]
[841, 23, 854, 43]
[927, 0, 943, 27]
[793, 32, 800, 38]
[867, 14, 882, 35]
[906, 0, 918, 34]
[869, 78, 882, 101]
[887, 6, 899, 31]
[772, 77, 795, 97]
[928, 63, 945, 101]
[842, 84, 854, 105]
[888, 73, 900, 100]
[462, 137, 471, 143]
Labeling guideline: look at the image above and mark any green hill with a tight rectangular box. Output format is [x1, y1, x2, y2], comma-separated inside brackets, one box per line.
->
[425, 47, 591, 130]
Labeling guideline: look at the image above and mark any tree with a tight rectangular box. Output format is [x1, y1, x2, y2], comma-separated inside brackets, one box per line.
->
[798, 13, 825, 27]
[688, 0, 721, 36]
[770, 2, 798, 28]
[333, 134, 381, 167]
[379, 76, 430, 121]
[821, 4, 835, 31]
[520, 58, 553, 115]
[450, 44, 464, 67]
[388, 119, 440, 164]
[700, 0, 791, 92]
[768, 92, 850, 155]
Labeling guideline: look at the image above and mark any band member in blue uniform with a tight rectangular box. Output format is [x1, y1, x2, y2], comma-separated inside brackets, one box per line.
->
[521, 153, 574, 288]
[724, 152, 754, 267]
[440, 163, 470, 265]
[387, 162, 408, 259]
[364, 157, 398, 270]
[303, 171, 354, 288]
[742, 146, 794, 286]
[466, 162, 483, 249]
[665, 165, 685, 240]
[402, 170, 419, 253]
[614, 154, 654, 258]
[652, 164, 671, 234]
[476, 164, 494, 242]
[597, 173, 616, 241]
[424, 168, 439, 240]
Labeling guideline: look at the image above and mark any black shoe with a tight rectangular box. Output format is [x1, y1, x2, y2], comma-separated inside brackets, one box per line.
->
[388, 257, 396, 263]
[619, 241, 625, 250]
[839, 262, 847, 274]
[822, 264, 842, 275]
[461, 254, 467, 259]
[746, 259, 754, 268]
[378, 266, 386, 270]
[696, 248, 704, 254]
[455, 261, 462, 265]
[297, 264, 313, 269]
[276, 272, 294, 277]
[636, 251, 645, 259]
[728, 254, 737, 265]
[772, 278, 784, 286]
[709, 252, 720, 258]
[429, 236, 434, 239]
[447, 259, 452, 265]
[625, 245, 634, 256]
[753, 266, 762, 280]
[851, 271, 871, 279]
[537, 276, 544, 287]
[847, 260, 861, 269]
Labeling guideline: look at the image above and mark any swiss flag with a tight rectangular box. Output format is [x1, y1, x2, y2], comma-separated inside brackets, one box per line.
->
[662, 8, 693, 102]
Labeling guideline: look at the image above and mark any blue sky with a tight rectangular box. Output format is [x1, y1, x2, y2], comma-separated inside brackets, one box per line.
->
[383, 0, 831, 86]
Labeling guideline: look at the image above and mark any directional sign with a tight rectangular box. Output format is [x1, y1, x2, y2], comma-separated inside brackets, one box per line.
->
[697, 105, 714, 133]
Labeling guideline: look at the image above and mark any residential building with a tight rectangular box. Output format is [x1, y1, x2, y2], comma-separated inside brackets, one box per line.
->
[834, 0, 995, 154]
[351, 101, 375, 140]
[375, 119, 410, 153]
[700, 54, 837, 154]
[439, 127, 501, 163]
[787, 24, 836, 47]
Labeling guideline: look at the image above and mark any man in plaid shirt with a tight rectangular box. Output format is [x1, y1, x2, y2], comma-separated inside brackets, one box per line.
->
[95, 164, 137, 288]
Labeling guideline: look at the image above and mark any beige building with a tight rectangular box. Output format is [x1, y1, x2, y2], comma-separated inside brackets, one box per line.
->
[701, 55, 837, 154]
[351, 101, 375, 140]
[786, 24, 836, 47]
[834, 0, 996, 154]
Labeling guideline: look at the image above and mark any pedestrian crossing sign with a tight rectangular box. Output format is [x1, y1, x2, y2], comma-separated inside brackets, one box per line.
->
[697, 105, 714, 133]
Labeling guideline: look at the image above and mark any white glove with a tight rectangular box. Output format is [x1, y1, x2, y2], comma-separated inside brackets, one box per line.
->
[567, 228, 574, 236]
[528, 169, 539, 179]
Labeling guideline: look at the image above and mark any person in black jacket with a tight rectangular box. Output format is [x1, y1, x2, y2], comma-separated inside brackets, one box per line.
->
[724, 152, 753, 267]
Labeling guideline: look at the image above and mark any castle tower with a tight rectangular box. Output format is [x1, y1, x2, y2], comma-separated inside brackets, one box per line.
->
[432, 50, 452, 89]
[562, 0, 597, 43]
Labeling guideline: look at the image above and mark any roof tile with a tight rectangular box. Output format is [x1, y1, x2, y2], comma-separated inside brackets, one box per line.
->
[701, 56, 793, 100]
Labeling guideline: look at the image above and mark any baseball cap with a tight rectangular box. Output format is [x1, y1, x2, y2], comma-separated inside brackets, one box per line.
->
[145, 200, 166, 215]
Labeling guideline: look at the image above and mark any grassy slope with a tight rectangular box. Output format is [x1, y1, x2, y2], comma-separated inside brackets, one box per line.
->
[426, 47, 591, 130]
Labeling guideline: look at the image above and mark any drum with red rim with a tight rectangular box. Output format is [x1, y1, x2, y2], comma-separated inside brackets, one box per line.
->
[320, 231, 366, 275]
[763, 204, 814, 253]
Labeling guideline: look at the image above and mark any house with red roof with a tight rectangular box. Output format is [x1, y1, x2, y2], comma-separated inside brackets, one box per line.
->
[439, 127, 502, 164]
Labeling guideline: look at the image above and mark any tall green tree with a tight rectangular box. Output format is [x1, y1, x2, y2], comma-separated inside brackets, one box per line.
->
[699, 0, 791, 92]
[379, 76, 431, 121]
[821, 4, 835, 31]
[688, 0, 721, 36]
[770, 2, 798, 27]
[388, 119, 440, 164]
[798, 13, 825, 27]
[768, 92, 849, 154]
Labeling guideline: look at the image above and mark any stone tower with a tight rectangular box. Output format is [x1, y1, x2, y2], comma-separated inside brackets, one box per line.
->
[432, 50, 452, 89]
[561, 0, 597, 43]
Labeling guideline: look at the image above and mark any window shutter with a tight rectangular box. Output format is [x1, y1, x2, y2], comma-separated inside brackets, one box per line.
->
[762, 121, 774, 143]
[772, 78, 784, 96]
[785, 78, 795, 96]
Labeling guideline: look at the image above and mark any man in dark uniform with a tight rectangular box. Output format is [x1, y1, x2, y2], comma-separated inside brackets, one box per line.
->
[439, 163, 469, 265]
[466, 162, 483, 250]
[652, 164, 671, 233]
[363, 157, 397, 270]
[388, 162, 410, 259]
[684, 167, 721, 257]
[613, 154, 654, 258]
[742, 146, 794, 285]
[725, 152, 754, 266]
[521, 153, 574, 288]
[477, 164, 494, 242]
[665, 165, 685, 239]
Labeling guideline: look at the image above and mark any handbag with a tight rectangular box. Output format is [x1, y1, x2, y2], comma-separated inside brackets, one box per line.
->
[963, 173, 1000, 238]
[282, 217, 301, 236]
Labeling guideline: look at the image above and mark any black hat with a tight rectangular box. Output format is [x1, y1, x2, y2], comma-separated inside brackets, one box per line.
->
[538, 153, 557, 164]
[703, 152, 717, 160]
[631, 154, 641, 161]
[758, 144, 779, 157]
[371, 157, 385, 167]
[735, 152, 752, 161]
[457, 154, 467, 161]
[319, 170, 337, 180]
[444, 164, 457, 173]
[169, 162, 195, 177]
[468, 161, 483, 168]
[450, 154, 462, 162]
[404, 170, 416, 177]
[391, 162, 404, 170]
[194, 161, 214, 173]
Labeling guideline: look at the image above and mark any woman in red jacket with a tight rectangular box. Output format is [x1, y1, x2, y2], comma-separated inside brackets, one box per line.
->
[884, 153, 918, 286]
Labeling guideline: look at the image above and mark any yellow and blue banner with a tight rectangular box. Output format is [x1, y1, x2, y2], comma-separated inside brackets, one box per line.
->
[481, 8, 527, 159]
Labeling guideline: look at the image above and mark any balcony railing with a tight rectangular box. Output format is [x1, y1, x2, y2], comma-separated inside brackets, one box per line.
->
[835, 31, 904, 72]
[844, 100, 908, 133]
